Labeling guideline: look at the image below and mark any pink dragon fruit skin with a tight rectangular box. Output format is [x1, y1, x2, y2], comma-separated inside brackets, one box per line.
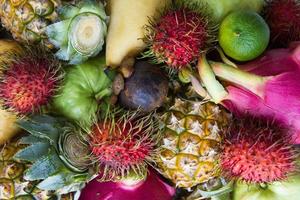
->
[212, 43, 300, 143]
[79, 169, 175, 200]
[240, 41, 300, 75]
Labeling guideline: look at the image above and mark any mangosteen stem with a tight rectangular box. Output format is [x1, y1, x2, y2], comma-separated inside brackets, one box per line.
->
[210, 61, 267, 99]
[216, 47, 238, 68]
[95, 88, 112, 101]
[197, 54, 228, 104]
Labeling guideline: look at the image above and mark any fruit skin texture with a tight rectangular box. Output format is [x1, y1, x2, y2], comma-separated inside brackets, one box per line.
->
[0, 138, 73, 200]
[177, 0, 264, 22]
[0, 40, 22, 144]
[233, 174, 300, 200]
[263, 0, 300, 47]
[15, 115, 91, 197]
[46, 0, 107, 64]
[157, 98, 230, 188]
[218, 11, 270, 61]
[220, 116, 296, 183]
[0, 40, 22, 66]
[0, 52, 61, 115]
[90, 112, 159, 180]
[145, 8, 212, 69]
[53, 56, 114, 128]
[79, 168, 175, 200]
[0, 0, 61, 47]
[119, 61, 169, 112]
[210, 43, 300, 143]
[0, 109, 19, 145]
[106, 0, 171, 68]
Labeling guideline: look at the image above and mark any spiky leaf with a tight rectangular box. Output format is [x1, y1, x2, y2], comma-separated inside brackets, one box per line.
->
[19, 135, 48, 144]
[58, 5, 80, 20]
[46, 20, 70, 48]
[24, 150, 64, 181]
[18, 118, 60, 149]
[37, 173, 70, 190]
[37, 172, 90, 192]
[14, 142, 51, 162]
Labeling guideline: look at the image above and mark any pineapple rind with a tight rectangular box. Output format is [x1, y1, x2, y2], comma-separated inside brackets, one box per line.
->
[0, 0, 61, 46]
[0, 140, 64, 199]
[157, 99, 230, 188]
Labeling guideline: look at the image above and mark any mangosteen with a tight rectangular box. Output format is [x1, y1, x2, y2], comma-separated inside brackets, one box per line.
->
[119, 61, 169, 112]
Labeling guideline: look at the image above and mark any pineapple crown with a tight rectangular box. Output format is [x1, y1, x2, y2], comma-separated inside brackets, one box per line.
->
[89, 108, 161, 181]
[14, 115, 94, 196]
[142, 1, 217, 70]
[46, 0, 107, 64]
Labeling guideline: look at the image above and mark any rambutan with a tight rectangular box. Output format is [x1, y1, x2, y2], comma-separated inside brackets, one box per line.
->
[0, 50, 62, 115]
[144, 5, 215, 69]
[89, 111, 159, 180]
[220, 116, 297, 183]
[263, 0, 300, 47]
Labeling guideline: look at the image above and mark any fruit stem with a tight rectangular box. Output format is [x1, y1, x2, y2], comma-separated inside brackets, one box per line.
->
[210, 61, 267, 98]
[216, 47, 238, 68]
[95, 88, 112, 101]
[189, 75, 211, 100]
[259, 183, 268, 190]
[197, 54, 228, 104]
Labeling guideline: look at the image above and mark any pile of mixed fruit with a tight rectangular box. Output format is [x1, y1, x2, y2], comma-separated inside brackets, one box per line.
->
[0, 0, 300, 199]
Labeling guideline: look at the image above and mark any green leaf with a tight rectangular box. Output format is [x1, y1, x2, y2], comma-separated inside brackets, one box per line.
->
[78, 0, 107, 20]
[18, 119, 60, 148]
[57, 182, 86, 195]
[14, 143, 51, 162]
[24, 150, 64, 181]
[37, 173, 69, 190]
[46, 20, 70, 48]
[55, 46, 70, 61]
[58, 4, 80, 20]
[19, 135, 48, 144]
[37, 172, 90, 191]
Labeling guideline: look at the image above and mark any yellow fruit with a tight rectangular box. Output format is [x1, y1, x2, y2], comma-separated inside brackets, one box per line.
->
[157, 98, 230, 188]
[0, 0, 61, 47]
[106, 0, 171, 69]
[0, 40, 22, 68]
[0, 40, 22, 145]
[0, 139, 74, 199]
[0, 108, 19, 145]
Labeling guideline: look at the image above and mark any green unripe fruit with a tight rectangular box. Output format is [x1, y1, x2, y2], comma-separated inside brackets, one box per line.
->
[53, 56, 114, 128]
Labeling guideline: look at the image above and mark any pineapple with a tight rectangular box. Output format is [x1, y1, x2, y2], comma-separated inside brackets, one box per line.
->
[0, 138, 74, 199]
[0, 0, 61, 47]
[0, 114, 94, 199]
[157, 98, 230, 188]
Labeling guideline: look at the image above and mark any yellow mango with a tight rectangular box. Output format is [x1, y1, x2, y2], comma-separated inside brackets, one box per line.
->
[0, 108, 20, 145]
[106, 0, 171, 69]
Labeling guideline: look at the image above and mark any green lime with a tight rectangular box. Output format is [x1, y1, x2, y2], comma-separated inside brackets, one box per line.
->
[218, 11, 270, 61]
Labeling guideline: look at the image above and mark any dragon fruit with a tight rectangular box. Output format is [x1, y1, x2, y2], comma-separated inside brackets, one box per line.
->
[79, 168, 175, 200]
[209, 43, 300, 143]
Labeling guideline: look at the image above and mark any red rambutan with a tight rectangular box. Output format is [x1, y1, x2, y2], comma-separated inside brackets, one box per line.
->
[220, 116, 297, 183]
[0, 50, 61, 115]
[144, 6, 215, 69]
[263, 0, 300, 47]
[89, 111, 159, 180]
